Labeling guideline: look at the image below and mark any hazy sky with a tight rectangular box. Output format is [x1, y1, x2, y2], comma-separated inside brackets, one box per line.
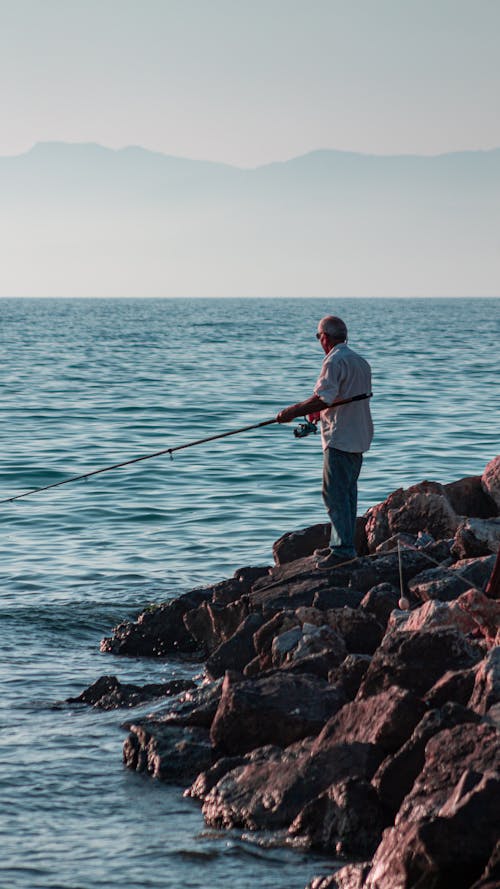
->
[1, 0, 499, 166]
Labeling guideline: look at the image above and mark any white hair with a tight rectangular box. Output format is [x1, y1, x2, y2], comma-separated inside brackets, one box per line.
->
[320, 315, 348, 341]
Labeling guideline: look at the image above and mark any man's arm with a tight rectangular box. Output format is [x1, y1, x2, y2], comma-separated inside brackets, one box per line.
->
[276, 394, 329, 423]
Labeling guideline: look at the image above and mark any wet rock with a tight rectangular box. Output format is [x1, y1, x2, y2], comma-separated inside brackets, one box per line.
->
[452, 517, 500, 560]
[312, 688, 425, 760]
[424, 665, 479, 708]
[445, 474, 498, 519]
[187, 753, 249, 801]
[183, 599, 249, 656]
[360, 583, 400, 626]
[306, 864, 371, 889]
[395, 721, 500, 827]
[290, 776, 387, 857]
[205, 613, 265, 680]
[328, 654, 371, 700]
[123, 721, 212, 782]
[364, 481, 460, 553]
[202, 736, 377, 831]
[67, 675, 195, 709]
[358, 627, 483, 698]
[482, 455, 500, 512]
[468, 648, 500, 715]
[372, 703, 480, 817]
[210, 670, 345, 756]
[100, 589, 210, 656]
[152, 679, 223, 728]
[368, 769, 500, 889]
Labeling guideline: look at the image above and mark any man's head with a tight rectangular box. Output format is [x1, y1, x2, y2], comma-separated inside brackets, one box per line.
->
[316, 316, 348, 353]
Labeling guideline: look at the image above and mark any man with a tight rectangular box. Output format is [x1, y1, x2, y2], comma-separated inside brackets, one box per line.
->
[276, 315, 373, 568]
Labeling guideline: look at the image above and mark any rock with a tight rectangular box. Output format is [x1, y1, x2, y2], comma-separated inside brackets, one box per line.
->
[271, 625, 304, 665]
[482, 455, 500, 511]
[324, 607, 384, 654]
[205, 613, 265, 679]
[389, 589, 499, 647]
[312, 688, 426, 759]
[424, 665, 479, 709]
[452, 517, 500, 560]
[312, 588, 365, 609]
[445, 475, 498, 519]
[375, 532, 416, 554]
[123, 721, 212, 782]
[283, 624, 347, 669]
[368, 769, 500, 889]
[468, 648, 500, 715]
[372, 703, 481, 817]
[66, 675, 195, 709]
[187, 753, 248, 801]
[408, 554, 496, 602]
[282, 649, 346, 680]
[252, 611, 299, 663]
[357, 627, 483, 698]
[364, 481, 460, 553]
[202, 736, 378, 831]
[210, 670, 346, 756]
[328, 654, 371, 700]
[249, 575, 329, 615]
[360, 583, 400, 626]
[183, 599, 249, 656]
[306, 864, 371, 889]
[150, 679, 223, 728]
[289, 776, 387, 857]
[273, 523, 330, 565]
[395, 721, 500, 826]
[100, 589, 210, 656]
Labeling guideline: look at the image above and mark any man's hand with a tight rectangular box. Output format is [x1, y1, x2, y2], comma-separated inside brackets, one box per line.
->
[276, 406, 298, 423]
[307, 412, 321, 423]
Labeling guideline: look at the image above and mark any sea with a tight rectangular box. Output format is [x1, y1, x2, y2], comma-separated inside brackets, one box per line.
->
[0, 297, 498, 889]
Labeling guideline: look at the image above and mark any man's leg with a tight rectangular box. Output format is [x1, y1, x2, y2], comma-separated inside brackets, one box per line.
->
[322, 447, 362, 558]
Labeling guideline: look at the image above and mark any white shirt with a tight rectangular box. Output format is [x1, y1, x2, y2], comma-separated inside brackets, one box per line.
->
[314, 342, 373, 452]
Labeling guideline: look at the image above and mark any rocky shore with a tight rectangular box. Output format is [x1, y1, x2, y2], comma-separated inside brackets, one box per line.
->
[80, 456, 499, 889]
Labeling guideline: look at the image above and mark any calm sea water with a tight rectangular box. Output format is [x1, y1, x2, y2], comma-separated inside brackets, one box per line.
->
[0, 297, 498, 889]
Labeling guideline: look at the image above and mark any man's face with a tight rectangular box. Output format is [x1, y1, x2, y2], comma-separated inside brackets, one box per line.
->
[316, 327, 332, 354]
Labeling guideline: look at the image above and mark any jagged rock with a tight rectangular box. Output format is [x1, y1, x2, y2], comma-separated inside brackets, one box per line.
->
[273, 523, 330, 565]
[213, 565, 270, 603]
[408, 554, 496, 602]
[395, 721, 500, 827]
[187, 753, 249, 801]
[357, 627, 483, 698]
[324, 607, 384, 654]
[202, 736, 377, 831]
[271, 625, 304, 665]
[151, 679, 223, 728]
[424, 666, 479, 708]
[452, 517, 500, 560]
[328, 654, 371, 700]
[364, 481, 460, 553]
[278, 623, 347, 671]
[205, 613, 265, 679]
[249, 575, 330, 615]
[312, 588, 365, 609]
[445, 475, 498, 518]
[368, 769, 500, 889]
[210, 670, 345, 755]
[372, 703, 480, 817]
[123, 721, 212, 781]
[100, 588, 210, 656]
[469, 648, 500, 715]
[482, 455, 500, 512]
[306, 864, 371, 889]
[183, 599, 249, 656]
[375, 532, 417, 554]
[252, 610, 298, 664]
[389, 588, 499, 647]
[289, 776, 387, 857]
[66, 675, 195, 709]
[281, 648, 346, 680]
[360, 583, 400, 626]
[312, 688, 426, 760]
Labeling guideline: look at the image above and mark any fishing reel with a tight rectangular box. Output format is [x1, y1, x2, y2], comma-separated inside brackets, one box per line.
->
[293, 418, 318, 439]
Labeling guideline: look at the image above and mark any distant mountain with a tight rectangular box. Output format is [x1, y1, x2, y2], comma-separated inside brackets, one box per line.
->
[1, 142, 499, 296]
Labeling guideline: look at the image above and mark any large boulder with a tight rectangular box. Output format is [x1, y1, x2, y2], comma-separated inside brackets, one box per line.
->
[444, 475, 498, 519]
[482, 455, 500, 511]
[183, 599, 249, 655]
[123, 721, 212, 782]
[66, 674, 195, 709]
[205, 613, 265, 679]
[272, 518, 368, 566]
[387, 590, 500, 646]
[468, 648, 500, 715]
[357, 627, 483, 699]
[407, 554, 496, 603]
[210, 670, 345, 755]
[364, 481, 460, 553]
[452, 517, 500, 560]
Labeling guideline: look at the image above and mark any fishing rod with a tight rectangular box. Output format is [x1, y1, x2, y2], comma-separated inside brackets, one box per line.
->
[0, 393, 371, 505]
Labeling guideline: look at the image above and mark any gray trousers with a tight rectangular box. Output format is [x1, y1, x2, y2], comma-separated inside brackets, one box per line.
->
[322, 447, 363, 557]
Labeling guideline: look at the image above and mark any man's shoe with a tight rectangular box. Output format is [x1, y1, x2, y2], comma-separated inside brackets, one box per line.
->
[315, 550, 353, 569]
[313, 547, 331, 558]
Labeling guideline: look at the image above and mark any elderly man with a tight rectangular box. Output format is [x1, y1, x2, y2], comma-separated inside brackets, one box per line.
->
[276, 315, 373, 568]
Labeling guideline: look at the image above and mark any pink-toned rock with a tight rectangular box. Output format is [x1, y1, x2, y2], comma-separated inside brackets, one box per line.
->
[364, 481, 459, 553]
[306, 865, 371, 889]
[444, 475, 498, 519]
[387, 589, 499, 646]
[468, 648, 500, 715]
[482, 455, 500, 512]
[408, 554, 496, 603]
[452, 517, 500, 560]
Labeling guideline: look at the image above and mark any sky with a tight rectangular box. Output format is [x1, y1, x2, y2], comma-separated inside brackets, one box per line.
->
[1, 0, 499, 167]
